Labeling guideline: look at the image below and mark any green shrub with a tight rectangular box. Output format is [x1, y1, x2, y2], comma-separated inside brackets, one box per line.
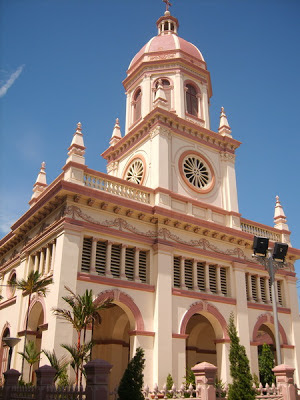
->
[118, 347, 145, 400]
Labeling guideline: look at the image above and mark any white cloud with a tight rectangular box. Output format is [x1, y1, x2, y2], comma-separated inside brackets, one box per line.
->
[0, 65, 25, 98]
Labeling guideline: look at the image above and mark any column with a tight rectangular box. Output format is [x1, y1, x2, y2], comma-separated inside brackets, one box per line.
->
[90, 238, 97, 274]
[192, 260, 198, 291]
[39, 249, 45, 275]
[256, 275, 262, 303]
[120, 244, 126, 279]
[180, 257, 187, 290]
[45, 246, 50, 275]
[216, 341, 230, 384]
[105, 241, 113, 278]
[205, 263, 211, 294]
[34, 253, 39, 273]
[153, 243, 173, 386]
[265, 277, 271, 304]
[134, 248, 142, 283]
[216, 266, 222, 296]
[50, 241, 56, 273]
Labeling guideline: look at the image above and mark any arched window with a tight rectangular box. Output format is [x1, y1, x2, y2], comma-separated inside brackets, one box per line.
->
[0, 327, 10, 375]
[155, 79, 171, 108]
[133, 89, 142, 123]
[186, 84, 198, 117]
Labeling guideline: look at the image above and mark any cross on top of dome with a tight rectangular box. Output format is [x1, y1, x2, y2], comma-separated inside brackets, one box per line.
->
[163, 0, 172, 12]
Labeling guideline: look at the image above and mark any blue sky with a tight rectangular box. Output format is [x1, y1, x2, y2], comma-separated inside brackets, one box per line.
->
[1, 0, 300, 283]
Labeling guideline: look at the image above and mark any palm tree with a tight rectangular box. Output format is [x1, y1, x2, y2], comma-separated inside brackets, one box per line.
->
[42, 349, 69, 383]
[18, 340, 41, 383]
[53, 286, 111, 385]
[12, 270, 53, 377]
[61, 342, 92, 386]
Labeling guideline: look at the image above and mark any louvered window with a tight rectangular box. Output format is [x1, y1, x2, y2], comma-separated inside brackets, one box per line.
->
[81, 238, 92, 272]
[260, 277, 267, 303]
[125, 248, 135, 281]
[111, 244, 121, 277]
[277, 281, 283, 306]
[95, 241, 106, 275]
[185, 259, 193, 290]
[209, 265, 217, 294]
[220, 267, 227, 295]
[139, 251, 147, 283]
[251, 275, 258, 301]
[173, 257, 181, 288]
[197, 262, 205, 291]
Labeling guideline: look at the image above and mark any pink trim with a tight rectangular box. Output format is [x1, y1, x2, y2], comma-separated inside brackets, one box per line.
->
[172, 333, 189, 339]
[94, 289, 145, 331]
[0, 296, 16, 310]
[129, 330, 155, 336]
[281, 344, 294, 349]
[0, 322, 11, 376]
[172, 288, 236, 305]
[247, 302, 291, 314]
[23, 296, 46, 331]
[178, 150, 215, 194]
[180, 301, 229, 340]
[77, 272, 155, 292]
[252, 313, 288, 345]
[214, 338, 230, 344]
[6, 269, 17, 299]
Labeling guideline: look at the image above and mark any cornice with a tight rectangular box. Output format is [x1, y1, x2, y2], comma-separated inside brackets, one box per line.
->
[101, 108, 241, 163]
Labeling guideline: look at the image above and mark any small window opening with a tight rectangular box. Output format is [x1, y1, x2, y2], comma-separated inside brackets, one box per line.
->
[164, 22, 169, 31]
[186, 84, 198, 116]
[133, 89, 142, 122]
[170, 23, 174, 31]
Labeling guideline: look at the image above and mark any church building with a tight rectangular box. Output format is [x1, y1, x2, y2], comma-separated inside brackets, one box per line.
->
[1, 6, 300, 390]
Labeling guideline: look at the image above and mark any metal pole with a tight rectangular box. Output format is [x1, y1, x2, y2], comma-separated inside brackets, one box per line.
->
[6, 347, 13, 371]
[268, 257, 282, 365]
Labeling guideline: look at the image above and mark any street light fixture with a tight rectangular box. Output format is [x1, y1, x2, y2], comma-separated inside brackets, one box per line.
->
[2, 337, 21, 371]
[252, 236, 288, 366]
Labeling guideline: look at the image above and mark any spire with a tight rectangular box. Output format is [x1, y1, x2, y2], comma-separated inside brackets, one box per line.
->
[153, 80, 168, 109]
[109, 118, 122, 147]
[66, 122, 86, 165]
[218, 107, 232, 137]
[29, 162, 48, 206]
[157, 4, 179, 35]
[274, 195, 289, 231]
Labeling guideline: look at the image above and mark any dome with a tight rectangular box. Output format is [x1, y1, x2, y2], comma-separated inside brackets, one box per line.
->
[128, 11, 205, 72]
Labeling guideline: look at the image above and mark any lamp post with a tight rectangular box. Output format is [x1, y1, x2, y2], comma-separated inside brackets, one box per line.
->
[252, 236, 288, 366]
[2, 337, 21, 371]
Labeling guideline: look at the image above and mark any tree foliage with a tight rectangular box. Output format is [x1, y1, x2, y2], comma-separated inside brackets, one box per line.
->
[227, 313, 256, 400]
[258, 344, 275, 386]
[13, 270, 53, 378]
[118, 347, 145, 400]
[18, 340, 41, 383]
[42, 349, 69, 383]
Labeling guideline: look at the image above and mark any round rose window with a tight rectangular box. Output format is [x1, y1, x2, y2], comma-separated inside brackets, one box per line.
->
[180, 152, 214, 193]
[125, 159, 144, 184]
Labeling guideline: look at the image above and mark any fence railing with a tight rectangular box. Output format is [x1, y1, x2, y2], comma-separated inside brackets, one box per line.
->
[241, 221, 281, 242]
[83, 172, 151, 204]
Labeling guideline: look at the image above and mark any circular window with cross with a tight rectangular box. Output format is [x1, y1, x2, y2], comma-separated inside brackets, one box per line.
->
[179, 151, 215, 193]
[124, 157, 145, 185]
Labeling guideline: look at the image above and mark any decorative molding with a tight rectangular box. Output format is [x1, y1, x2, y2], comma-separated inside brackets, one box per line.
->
[65, 205, 253, 262]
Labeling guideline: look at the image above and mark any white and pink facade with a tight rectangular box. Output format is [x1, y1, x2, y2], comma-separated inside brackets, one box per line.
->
[1, 10, 300, 390]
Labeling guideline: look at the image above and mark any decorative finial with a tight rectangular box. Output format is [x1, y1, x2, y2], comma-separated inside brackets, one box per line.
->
[76, 122, 82, 132]
[110, 118, 122, 147]
[274, 195, 289, 235]
[29, 161, 48, 206]
[218, 106, 232, 137]
[65, 121, 86, 165]
[163, 0, 172, 12]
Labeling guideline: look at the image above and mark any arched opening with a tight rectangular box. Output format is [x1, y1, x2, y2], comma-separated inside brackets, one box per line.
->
[186, 314, 217, 369]
[92, 304, 131, 392]
[255, 324, 277, 364]
[186, 84, 198, 117]
[133, 88, 142, 123]
[24, 301, 44, 382]
[0, 326, 10, 379]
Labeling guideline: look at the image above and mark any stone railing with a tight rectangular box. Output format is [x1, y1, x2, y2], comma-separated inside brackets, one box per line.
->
[241, 221, 281, 242]
[143, 363, 297, 400]
[84, 172, 152, 204]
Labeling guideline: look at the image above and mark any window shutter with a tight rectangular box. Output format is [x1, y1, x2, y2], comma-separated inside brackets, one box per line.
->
[139, 251, 147, 283]
[173, 257, 181, 288]
[209, 265, 217, 294]
[220, 267, 227, 296]
[260, 277, 267, 303]
[111, 244, 121, 277]
[81, 238, 92, 272]
[277, 281, 283, 306]
[197, 262, 205, 291]
[125, 248, 135, 281]
[251, 275, 258, 301]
